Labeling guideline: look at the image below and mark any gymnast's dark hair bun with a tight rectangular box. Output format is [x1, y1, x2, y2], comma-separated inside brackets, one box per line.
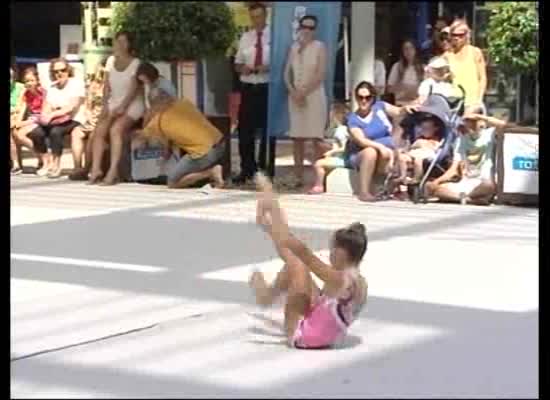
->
[348, 222, 366, 236]
[333, 222, 368, 264]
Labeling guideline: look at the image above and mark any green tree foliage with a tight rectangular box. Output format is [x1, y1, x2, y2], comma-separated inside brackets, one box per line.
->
[111, 2, 237, 61]
[486, 2, 538, 75]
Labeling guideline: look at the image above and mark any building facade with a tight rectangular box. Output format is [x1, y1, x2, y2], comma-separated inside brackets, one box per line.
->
[78, 1, 535, 122]
[81, 1, 114, 76]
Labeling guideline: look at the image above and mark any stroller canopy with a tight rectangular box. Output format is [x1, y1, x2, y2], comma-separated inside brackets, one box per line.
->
[400, 94, 453, 143]
[416, 94, 452, 128]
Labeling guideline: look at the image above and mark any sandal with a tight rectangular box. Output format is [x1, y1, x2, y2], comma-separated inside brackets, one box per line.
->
[69, 169, 89, 181]
[100, 176, 119, 186]
[307, 186, 324, 195]
[47, 168, 63, 179]
[357, 193, 378, 202]
[36, 167, 50, 177]
[87, 173, 104, 185]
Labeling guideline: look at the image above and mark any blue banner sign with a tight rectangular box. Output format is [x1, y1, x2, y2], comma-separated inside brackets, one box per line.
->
[267, 2, 342, 138]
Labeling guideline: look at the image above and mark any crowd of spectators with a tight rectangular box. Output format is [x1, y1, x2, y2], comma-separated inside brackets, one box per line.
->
[10, 9, 509, 206]
[10, 31, 224, 190]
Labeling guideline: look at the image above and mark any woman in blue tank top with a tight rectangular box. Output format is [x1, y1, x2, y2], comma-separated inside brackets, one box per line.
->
[344, 81, 418, 202]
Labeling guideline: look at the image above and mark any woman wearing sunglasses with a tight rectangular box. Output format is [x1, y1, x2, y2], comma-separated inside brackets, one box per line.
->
[284, 15, 328, 188]
[444, 20, 487, 113]
[344, 81, 417, 202]
[27, 59, 86, 178]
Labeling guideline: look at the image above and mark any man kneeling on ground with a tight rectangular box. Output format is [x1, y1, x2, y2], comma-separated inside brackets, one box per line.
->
[133, 97, 225, 189]
[426, 111, 512, 205]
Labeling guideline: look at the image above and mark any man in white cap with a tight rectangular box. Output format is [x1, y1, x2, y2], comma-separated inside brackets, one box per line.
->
[426, 110, 512, 205]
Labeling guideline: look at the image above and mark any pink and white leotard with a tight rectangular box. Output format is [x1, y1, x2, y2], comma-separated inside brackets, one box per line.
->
[291, 270, 365, 349]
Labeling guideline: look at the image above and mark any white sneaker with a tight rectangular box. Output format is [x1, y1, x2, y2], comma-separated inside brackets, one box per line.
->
[36, 168, 50, 177]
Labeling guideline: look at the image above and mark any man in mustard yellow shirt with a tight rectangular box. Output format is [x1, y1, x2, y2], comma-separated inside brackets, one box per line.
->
[134, 98, 225, 189]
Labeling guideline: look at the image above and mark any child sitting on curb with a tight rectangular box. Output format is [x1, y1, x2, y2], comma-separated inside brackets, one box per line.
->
[307, 102, 350, 195]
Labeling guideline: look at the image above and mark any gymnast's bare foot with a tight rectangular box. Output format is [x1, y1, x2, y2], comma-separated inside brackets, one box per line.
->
[249, 270, 274, 307]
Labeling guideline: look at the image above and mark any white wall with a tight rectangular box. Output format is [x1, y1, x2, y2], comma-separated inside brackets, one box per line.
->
[59, 25, 83, 57]
[351, 2, 375, 108]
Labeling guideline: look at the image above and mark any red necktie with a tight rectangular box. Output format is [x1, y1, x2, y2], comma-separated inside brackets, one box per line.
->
[254, 30, 263, 67]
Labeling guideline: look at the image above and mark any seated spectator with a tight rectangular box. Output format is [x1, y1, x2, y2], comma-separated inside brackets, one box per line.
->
[11, 67, 47, 174]
[396, 115, 444, 184]
[426, 111, 511, 205]
[10, 67, 25, 173]
[308, 102, 350, 194]
[27, 58, 86, 178]
[69, 63, 106, 180]
[88, 31, 145, 185]
[133, 97, 225, 189]
[10, 67, 25, 117]
[343, 81, 417, 202]
[416, 57, 455, 104]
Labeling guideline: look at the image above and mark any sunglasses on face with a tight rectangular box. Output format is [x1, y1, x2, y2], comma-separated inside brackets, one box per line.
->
[357, 95, 373, 102]
[54, 68, 68, 75]
[300, 25, 316, 31]
[452, 32, 467, 38]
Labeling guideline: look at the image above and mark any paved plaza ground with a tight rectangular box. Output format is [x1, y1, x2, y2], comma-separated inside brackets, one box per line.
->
[10, 166, 538, 398]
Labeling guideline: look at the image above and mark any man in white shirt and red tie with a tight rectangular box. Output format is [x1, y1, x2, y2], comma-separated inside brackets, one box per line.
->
[233, 2, 275, 183]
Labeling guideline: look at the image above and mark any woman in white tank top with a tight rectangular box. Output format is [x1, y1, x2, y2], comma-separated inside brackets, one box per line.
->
[89, 31, 145, 185]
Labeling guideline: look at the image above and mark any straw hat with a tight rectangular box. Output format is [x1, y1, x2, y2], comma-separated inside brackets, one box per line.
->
[428, 57, 449, 70]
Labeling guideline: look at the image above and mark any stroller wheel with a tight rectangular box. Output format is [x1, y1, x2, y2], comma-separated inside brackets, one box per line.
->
[411, 184, 420, 204]
[420, 185, 429, 203]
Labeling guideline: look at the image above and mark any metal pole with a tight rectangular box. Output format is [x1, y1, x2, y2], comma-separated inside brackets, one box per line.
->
[343, 16, 350, 102]
[535, 78, 539, 126]
[515, 75, 521, 123]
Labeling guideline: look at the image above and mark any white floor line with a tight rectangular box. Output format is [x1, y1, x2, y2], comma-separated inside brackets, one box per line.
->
[11, 253, 168, 273]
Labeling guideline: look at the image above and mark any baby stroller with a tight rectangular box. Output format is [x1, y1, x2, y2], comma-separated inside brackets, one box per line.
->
[393, 86, 466, 203]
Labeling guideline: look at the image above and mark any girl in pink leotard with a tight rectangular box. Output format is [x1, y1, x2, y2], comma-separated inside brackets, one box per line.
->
[251, 174, 368, 349]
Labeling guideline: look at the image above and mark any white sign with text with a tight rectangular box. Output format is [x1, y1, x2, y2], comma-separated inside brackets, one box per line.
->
[502, 133, 538, 194]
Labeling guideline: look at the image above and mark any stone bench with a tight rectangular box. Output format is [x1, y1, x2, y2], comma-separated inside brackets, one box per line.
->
[325, 167, 386, 195]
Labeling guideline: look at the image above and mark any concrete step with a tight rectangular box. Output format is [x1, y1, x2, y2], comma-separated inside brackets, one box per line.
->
[325, 167, 387, 195]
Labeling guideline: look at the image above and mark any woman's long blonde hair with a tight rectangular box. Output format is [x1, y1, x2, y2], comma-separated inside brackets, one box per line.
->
[450, 19, 472, 44]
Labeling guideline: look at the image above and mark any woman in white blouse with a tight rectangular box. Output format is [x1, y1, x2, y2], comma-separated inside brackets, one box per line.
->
[387, 39, 425, 106]
[88, 31, 144, 185]
[27, 59, 86, 178]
